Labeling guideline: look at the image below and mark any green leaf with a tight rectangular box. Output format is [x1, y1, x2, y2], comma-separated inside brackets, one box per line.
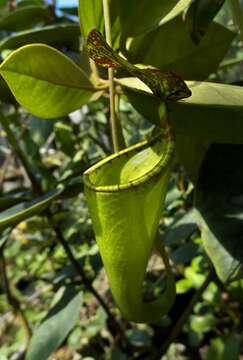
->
[78, 0, 121, 47]
[185, 0, 226, 44]
[164, 210, 197, 246]
[78, 0, 103, 39]
[128, 17, 235, 80]
[195, 144, 243, 282]
[171, 242, 199, 264]
[119, 78, 243, 144]
[175, 135, 209, 183]
[0, 24, 81, 51]
[0, 188, 62, 230]
[0, 44, 101, 118]
[26, 287, 83, 360]
[117, 0, 192, 38]
[0, 5, 50, 31]
[171, 81, 243, 143]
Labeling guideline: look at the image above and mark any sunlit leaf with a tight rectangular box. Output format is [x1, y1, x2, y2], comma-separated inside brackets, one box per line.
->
[118, 77, 243, 144]
[0, 44, 101, 118]
[117, 0, 192, 38]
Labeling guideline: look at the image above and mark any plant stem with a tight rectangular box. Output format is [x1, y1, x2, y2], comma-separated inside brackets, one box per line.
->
[152, 269, 215, 359]
[230, 0, 243, 43]
[102, 0, 125, 152]
[0, 247, 32, 340]
[1, 115, 129, 346]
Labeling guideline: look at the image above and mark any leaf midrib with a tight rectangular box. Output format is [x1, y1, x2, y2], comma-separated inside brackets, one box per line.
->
[0, 68, 95, 92]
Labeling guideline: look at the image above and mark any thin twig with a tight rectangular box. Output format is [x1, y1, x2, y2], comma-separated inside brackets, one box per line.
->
[102, 0, 125, 152]
[152, 268, 215, 359]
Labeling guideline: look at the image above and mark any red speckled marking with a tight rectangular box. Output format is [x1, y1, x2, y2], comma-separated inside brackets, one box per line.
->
[86, 29, 121, 69]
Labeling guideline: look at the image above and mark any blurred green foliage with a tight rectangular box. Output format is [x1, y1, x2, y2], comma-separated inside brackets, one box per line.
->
[0, 0, 243, 359]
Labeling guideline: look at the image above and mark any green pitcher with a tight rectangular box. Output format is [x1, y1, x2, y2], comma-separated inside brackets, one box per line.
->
[84, 125, 176, 323]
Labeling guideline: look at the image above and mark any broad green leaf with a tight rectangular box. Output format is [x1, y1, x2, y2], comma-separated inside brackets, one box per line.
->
[195, 144, 243, 282]
[116, 0, 192, 38]
[26, 287, 83, 360]
[171, 81, 243, 143]
[128, 17, 235, 80]
[0, 44, 101, 118]
[0, 188, 62, 230]
[78, 0, 121, 47]
[175, 135, 209, 183]
[0, 24, 81, 51]
[0, 5, 50, 31]
[78, 0, 103, 39]
[118, 78, 243, 144]
[185, 0, 226, 44]
[84, 128, 176, 323]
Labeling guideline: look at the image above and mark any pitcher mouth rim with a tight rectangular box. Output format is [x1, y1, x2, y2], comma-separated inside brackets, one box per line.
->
[83, 134, 174, 193]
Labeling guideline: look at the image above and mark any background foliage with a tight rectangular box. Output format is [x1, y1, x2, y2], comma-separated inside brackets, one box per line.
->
[0, 0, 243, 359]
